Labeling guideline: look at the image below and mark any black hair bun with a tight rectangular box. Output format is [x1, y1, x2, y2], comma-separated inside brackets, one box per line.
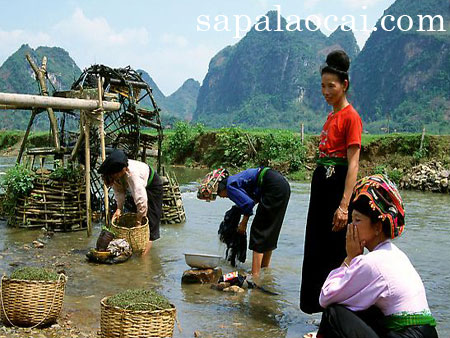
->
[326, 50, 350, 73]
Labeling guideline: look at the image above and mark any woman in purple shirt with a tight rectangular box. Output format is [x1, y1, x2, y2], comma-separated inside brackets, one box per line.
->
[317, 175, 438, 338]
[198, 167, 290, 276]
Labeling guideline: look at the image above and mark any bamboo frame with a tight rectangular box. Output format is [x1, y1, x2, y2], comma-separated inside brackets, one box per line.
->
[15, 171, 86, 231]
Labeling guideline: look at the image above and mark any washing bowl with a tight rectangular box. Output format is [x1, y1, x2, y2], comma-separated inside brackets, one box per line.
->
[184, 253, 221, 269]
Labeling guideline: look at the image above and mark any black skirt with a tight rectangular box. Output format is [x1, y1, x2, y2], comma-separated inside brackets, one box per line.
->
[146, 172, 163, 241]
[249, 169, 291, 253]
[300, 165, 348, 314]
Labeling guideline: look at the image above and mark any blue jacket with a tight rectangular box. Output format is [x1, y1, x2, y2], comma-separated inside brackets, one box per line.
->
[226, 168, 261, 216]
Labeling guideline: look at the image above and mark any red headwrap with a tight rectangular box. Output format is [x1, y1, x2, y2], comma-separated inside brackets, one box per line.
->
[352, 174, 405, 238]
[197, 168, 229, 201]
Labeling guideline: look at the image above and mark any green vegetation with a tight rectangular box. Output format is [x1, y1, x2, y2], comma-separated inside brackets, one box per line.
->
[163, 122, 308, 174]
[1, 164, 35, 223]
[164, 121, 205, 163]
[10, 267, 59, 281]
[0, 130, 56, 152]
[49, 163, 84, 182]
[0, 130, 23, 150]
[160, 124, 450, 183]
[106, 289, 171, 311]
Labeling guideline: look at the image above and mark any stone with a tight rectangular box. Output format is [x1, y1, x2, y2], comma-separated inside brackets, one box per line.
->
[194, 331, 201, 337]
[210, 282, 231, 291]
[33, 241, 44, 248]
[223, 285, 245, 293]
[182, 268, 223, 284]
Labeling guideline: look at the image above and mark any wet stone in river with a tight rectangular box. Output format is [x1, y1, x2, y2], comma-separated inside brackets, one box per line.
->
[182, 268, 223, 284]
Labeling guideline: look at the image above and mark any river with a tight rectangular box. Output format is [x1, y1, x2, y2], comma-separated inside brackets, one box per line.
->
[0, 160, 449, 337]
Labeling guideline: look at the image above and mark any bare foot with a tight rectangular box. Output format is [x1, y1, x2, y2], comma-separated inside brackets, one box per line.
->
[141, 240, 152, 256]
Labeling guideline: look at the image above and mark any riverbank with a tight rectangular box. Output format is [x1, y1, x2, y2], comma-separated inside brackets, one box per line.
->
[0, 131, 50, 157]
[160, 123, 450, 191]
[2, 126, 450, 192]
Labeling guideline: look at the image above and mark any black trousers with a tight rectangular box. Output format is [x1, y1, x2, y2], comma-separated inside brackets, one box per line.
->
[318, 305, 439, 338]
[124, 171, 163, 241]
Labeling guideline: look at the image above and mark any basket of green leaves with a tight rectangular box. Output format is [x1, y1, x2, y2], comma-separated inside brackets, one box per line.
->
[0, 267, 67, 327]
[100, 289, 176, 338]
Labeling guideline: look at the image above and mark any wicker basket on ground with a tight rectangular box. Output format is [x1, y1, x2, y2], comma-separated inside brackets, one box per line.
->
[100, 297, 176, 338]
[111, 213, 149, 254]
[0, 274, 67, 327]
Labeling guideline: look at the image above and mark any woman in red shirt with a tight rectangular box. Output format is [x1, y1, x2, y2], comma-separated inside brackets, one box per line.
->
[300, 50, 363, 315]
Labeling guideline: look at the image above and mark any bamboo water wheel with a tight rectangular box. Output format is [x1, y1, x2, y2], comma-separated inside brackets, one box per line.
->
[63, 65, 164, 215]
[7, 56, 186, 232]
[65, 65, 186, 224]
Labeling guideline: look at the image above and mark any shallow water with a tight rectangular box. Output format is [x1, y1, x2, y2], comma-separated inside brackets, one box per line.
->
[0, 162, 449, 337]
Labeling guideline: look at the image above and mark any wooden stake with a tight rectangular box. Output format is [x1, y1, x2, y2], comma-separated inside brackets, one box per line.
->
[301, 123, 304, 145]
[98, 76, 110, 226]
[17, 109, 37, 164]
[420, 127, 426, 152]
[26, 54, 60, 151]
[83, 113, 92, 237]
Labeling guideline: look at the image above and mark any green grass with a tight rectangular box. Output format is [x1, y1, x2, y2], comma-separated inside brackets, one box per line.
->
[10, 267, 59, 281]
[0, 130, 24, 150]
[107, 289, 171, 311]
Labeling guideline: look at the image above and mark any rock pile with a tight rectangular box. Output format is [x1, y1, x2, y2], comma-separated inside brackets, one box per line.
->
[399, 161, 449, 193]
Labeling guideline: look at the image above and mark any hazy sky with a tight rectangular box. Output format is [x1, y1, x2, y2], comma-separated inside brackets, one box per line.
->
[0, 0, 395, 95]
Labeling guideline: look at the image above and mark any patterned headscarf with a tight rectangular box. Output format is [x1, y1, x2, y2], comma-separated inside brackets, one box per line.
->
[197, 168, 229, 201]
[352, 174, 405, 238]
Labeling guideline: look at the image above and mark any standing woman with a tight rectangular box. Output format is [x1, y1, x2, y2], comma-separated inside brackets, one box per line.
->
[98, 149, 163, 255]
[300, 50, 363, 314]
[197, 167, 291, 277]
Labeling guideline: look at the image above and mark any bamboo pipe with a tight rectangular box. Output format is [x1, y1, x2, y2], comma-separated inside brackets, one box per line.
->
[0, 92, 120, 111]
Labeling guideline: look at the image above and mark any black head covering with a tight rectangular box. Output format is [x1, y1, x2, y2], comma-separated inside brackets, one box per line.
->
[98, 149, 128, 175]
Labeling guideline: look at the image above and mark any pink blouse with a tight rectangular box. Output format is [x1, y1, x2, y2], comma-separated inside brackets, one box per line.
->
[319, 241, 431, 316]
[112, 159, 149, 218]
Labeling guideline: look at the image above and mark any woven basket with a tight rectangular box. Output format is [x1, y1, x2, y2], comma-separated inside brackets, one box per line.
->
[111, 213, 149, 254]
[0, 274, 67, 328]
[100, 297, 176, 338]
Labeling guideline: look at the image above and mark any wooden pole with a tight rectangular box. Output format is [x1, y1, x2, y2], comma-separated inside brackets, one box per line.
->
[301, 123, 304, 145]
[83, 113, 92, 237]
[0, 92, 120, 111]
[70, 132, 85, 162]
[26, 54, 60, 151]
[419, 127, 426, 152]
[98, 76, 110, 226]
[17, 109, 37, 164]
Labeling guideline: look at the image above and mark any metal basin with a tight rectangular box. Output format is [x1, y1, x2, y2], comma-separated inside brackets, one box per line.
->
[184, 253, 221, 269]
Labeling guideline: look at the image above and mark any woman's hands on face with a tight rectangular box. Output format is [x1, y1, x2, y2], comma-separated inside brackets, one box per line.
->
[346, 223, 364, 260]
